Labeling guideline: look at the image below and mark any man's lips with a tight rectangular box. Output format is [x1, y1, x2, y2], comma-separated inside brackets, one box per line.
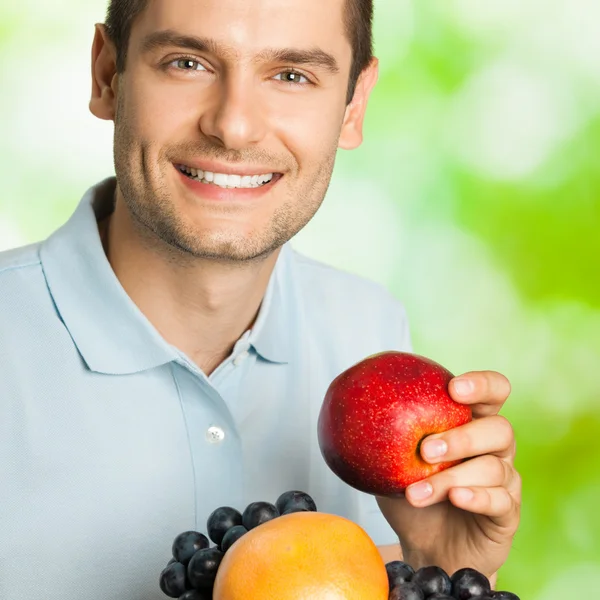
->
[175, 163, 279, 189]
[174, 163, 283, 200]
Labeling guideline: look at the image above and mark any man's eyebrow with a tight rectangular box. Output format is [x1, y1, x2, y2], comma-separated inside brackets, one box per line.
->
[140, 30, 229, 57]
[140, 30, 340, 74]
[254, 48, 340, 75]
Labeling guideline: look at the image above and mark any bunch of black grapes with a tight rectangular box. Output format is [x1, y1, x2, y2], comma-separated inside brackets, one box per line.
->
[159, 490, 520, 600]
[386, 561, 520, 600]
[159, 490, 317, 599]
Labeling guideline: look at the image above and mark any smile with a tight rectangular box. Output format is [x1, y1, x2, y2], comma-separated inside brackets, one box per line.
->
[176, 164, 276, 189]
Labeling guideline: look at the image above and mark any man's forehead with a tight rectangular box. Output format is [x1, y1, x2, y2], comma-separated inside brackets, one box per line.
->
[135, 0, 350, 55]
[143, 0, 346, 19]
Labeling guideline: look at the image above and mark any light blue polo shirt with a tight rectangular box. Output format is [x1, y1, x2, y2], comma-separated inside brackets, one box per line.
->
[0, 178, 412, 600]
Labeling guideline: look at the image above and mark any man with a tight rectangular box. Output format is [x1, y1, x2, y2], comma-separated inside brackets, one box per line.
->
[0, 0, 521, 598]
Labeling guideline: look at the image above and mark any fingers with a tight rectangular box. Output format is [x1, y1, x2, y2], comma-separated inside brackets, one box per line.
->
[405, 454, 517, 507]
[449, 371, 512, 418]
[421, 415, 516, 464]
[448, 484, 521, 531]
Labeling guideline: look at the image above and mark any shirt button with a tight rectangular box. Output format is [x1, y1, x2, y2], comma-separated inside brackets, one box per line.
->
[206, 426, 226, 444]
[233, 350, 250, 367]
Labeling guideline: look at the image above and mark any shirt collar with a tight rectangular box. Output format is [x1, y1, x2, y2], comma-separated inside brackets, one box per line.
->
[39, 178, 293, 374]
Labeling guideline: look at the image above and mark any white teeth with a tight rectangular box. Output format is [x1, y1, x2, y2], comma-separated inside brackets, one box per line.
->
[179, 165, 275, 189]
[213, 173, 229, 186]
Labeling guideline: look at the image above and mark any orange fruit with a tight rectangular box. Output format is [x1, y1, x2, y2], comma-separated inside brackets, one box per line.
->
[213, 511, 389, 600]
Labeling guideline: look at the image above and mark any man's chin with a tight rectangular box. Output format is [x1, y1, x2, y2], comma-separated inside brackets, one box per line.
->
[156, 228, 280, 263]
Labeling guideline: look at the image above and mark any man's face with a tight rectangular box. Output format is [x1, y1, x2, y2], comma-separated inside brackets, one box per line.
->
[107, 0, 367, 261]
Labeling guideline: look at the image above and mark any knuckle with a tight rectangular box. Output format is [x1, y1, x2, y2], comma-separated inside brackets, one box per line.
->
[494, 415, 515, 444]
[499, 488, 514, 514]
[480, 453, 498, 469]
[481, 454, 505, 483]
[500, 374, 512, 397]
[484, 370, 511, 399]
[501, 458, 513, 483]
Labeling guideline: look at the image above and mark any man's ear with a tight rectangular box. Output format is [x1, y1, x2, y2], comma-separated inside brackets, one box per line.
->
[89, 24, 119, 121]
[338, 57, 379, 150]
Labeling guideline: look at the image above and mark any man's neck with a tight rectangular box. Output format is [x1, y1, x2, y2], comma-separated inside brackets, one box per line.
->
[100, 199, 280, 376]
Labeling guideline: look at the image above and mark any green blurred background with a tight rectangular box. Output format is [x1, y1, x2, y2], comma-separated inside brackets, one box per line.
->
[1, 1, 599, 597]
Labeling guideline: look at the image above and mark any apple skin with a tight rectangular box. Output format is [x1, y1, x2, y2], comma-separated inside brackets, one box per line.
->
[317, 351, 473, 497]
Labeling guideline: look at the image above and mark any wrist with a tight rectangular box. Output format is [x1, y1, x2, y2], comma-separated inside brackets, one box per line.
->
[399, 544, 433, 571]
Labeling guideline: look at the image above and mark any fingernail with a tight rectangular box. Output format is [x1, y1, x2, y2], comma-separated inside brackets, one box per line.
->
[407, 481, 433, 501]
[453, 488, 474, 503]
[453, 378, 474, 396]
[422, 439, 448, 460]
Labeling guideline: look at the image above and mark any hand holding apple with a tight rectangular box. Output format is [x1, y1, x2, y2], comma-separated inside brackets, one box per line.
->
[318, 353, 521, 578]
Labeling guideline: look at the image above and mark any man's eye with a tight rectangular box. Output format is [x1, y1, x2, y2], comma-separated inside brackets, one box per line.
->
[171, 58, 206, 71]
[274, 71, 310, 85]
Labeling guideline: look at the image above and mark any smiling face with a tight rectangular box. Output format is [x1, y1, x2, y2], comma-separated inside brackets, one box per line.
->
[92, 0, 378, 262]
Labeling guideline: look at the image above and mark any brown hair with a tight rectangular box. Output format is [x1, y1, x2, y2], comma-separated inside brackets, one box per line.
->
[105, 0, 373, 102]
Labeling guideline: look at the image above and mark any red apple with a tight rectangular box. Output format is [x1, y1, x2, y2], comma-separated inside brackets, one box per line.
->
[317, 351, 472, 496]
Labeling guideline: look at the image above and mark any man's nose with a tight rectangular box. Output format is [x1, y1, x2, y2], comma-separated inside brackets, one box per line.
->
[199, 74, 267, 151]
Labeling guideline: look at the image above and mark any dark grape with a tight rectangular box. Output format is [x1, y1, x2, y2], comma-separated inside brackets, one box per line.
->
[466, 597, 493, 600]
[275, 490, 317, 514]
[490, 593, 520, 600]
[179, 590, 212, 600]
[167, 558, 177, 566]
[282, 507, 310, 515]
[159, 561, 189, 598]
[451, 568, 491, 600]
[242, 501, 280, 530]
[206, 506, 243, 546]
[427, 595, 454, 599]
[187, 547, 224, 589]
[221, 525, 248, 553]
[386, 560, 415, 588]
[172, 531, 210, 565]
[389, 582, 425, 600]
[412, 565, 452, 596]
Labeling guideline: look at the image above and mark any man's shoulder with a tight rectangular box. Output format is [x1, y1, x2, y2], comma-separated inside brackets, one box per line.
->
[0, 243, 47, 329]
[0, 242, 42, 276]
[286, 248, 412, 378]
[290, 248, 406, 313]
[288, 248, 411, 351]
